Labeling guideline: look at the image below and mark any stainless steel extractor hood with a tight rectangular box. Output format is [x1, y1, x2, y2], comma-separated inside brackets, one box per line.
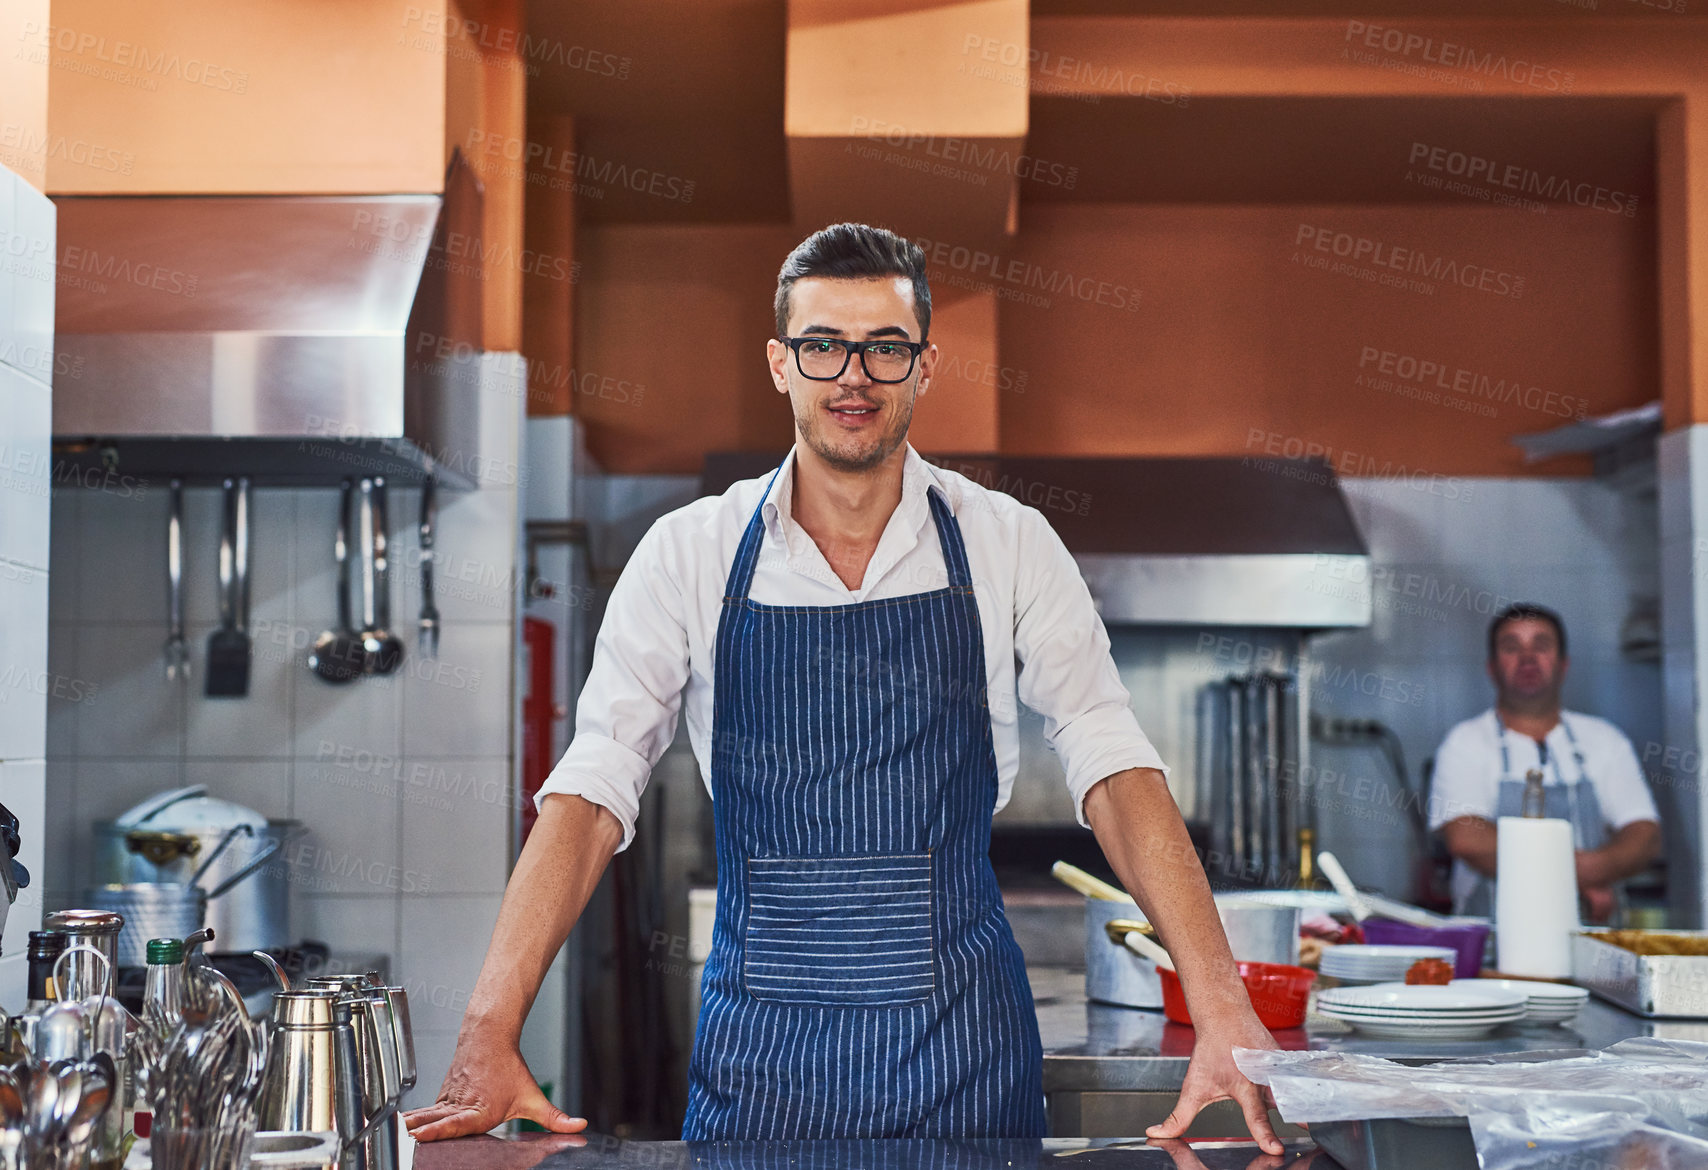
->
[701, 453, 1372, 629]
[51, 154, 485, 487]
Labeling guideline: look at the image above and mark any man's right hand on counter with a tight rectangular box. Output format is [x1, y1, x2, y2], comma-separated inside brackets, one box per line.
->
[404, 794, 623, 1141]
[402, 1037, 586, 1140]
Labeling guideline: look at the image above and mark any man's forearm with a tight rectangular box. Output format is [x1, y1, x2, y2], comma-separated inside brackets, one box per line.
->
[1442, 816, 1499, 878]
[1083, 768, 1248, 1023]
[1579, 819, 1662, 887]
[461, 793, 623, 1041]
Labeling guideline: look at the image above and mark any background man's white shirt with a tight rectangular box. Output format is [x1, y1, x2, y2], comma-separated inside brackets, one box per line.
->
[1428, 708, 1659, 911]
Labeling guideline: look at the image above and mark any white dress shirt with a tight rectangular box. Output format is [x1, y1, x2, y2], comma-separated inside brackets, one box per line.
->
[1428, 708, 1659, 912]
[538, 444, 1168, 850]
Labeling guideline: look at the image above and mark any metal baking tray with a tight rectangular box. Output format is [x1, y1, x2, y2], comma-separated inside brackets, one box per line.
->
[1572, 929, 1708, 1018]
[1310, 1117, 1476, 1170]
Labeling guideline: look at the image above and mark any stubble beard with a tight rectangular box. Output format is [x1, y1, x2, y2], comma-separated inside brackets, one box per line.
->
[1498, 668, 1562, 714]
[793, 384, 915, 473]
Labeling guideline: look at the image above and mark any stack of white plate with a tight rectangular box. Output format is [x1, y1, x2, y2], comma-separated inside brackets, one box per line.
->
[1316, 983, 1529, 1039]
[1320, 944, 1458, 986]
[1452, 978, 1589, 1025]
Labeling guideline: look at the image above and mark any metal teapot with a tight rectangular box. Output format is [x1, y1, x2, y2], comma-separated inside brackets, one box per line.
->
[261, 975, 413, 1170]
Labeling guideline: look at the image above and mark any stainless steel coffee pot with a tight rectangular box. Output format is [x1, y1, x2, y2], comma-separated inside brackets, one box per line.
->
[256, 990, 366, 1164]
[295, 976, 414, 1170]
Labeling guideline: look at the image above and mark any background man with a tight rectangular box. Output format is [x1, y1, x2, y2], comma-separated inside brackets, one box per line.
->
[1429, 603, 1661, 920]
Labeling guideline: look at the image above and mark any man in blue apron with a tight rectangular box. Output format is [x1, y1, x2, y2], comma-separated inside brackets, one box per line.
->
[404, 224, 1285, 1152]
[1428, 603, 1661, 920]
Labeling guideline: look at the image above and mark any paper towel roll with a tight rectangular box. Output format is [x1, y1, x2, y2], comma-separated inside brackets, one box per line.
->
[1495, 815, 1579, 977]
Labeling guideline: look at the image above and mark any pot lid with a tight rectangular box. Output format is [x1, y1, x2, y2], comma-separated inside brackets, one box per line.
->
[115, 785, 267, 833]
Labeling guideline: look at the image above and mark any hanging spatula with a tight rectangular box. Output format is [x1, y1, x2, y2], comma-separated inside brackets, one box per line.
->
[204, 478, 251, 697]
[164, 479, 189, 680]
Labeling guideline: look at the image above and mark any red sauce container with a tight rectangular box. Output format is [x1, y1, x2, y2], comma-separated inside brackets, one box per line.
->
[1158, 961, 1315, 1029]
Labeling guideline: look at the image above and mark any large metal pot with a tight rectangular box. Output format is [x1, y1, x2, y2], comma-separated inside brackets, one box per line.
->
[92, 786, 300, 953]
[1085, 894, 1302, 1009]
[79, 883, 207, 966]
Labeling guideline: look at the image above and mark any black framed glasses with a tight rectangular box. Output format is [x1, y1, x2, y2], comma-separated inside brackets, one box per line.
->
[781, 336, 925, 383]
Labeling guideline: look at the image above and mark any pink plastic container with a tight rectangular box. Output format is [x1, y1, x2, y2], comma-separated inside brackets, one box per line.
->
[1362, 918, 1490, 979]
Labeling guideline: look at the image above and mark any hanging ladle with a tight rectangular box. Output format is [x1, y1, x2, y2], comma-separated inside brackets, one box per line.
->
[359, 477, 404, 675]
[309, 480, 366, 684]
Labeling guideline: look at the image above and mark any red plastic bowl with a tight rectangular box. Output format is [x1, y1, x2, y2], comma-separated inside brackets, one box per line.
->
[1158, 961, 1315, 1029]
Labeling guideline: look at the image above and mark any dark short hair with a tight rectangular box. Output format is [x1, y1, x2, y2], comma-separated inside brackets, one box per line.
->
[774, 223, 931, 342]
[1488, 603, 1567, 660]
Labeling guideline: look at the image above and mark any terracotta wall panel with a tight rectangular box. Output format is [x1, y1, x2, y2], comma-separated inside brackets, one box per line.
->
[910, 288, 1000, 454]
[2, 0, 50, 189]
[998, 203, 1655, 476]
[521, 115, 576, 416]
[444, 0, 526, 350]
[786, 0, 1029, 138]
[787, 0, 1029, 238]
[573, 224, 803, 473]
[44, 0, 445, 193]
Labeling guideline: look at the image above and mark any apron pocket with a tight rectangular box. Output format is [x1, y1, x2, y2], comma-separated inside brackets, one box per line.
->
[744, 853, 936, 1006]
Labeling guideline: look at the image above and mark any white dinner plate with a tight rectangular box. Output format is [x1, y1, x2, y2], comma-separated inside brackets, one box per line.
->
[1322, 970, 1449, 984]
[1449, 978, 1587, 1021]
[1316, 1004, 1525, 1020]
[1326, 1016, 1514, 1040]
[1451, 978, 1588, 1003]
[1321, 949, 1457, 975]
[1323, 945, 1459, 962]
[1318, 1004, 1523, 1024]
[1316, 1003, 1524, 1019]
[1318, 983, 1528, 1013]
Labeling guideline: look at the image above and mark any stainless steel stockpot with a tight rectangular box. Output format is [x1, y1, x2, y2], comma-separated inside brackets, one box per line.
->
[1084, 894, 1302, 1009]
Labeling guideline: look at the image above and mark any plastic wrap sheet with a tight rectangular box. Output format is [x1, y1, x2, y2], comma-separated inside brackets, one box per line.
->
[1236, 1040, 1708, 1170]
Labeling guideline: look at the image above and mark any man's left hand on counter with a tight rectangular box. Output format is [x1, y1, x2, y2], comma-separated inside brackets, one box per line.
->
[1084, 768, 1286, 1156]
[1144, 1010, 1282, 1152]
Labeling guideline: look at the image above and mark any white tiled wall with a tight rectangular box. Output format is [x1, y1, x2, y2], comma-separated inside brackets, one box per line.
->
[42, 354, 527, 1081]
[0, 165, 54, 1005]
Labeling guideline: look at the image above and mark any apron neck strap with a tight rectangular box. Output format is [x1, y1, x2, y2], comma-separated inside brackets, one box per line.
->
[725, 464, 786, 602]
[725, 469, 970, 602]
[1497, 711, 1588, 785]
[926, 486, 973, 590]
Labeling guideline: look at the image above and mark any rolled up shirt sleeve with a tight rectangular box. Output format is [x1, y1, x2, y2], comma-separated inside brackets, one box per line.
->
[535, 522, 691, 851]
[1010, 507, 1168, 827]
[1597, 729, 1660, 830]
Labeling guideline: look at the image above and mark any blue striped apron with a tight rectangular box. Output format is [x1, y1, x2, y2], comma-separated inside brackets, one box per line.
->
[1461, 715, 1609, 918]
[681, 472, 1045, 1140]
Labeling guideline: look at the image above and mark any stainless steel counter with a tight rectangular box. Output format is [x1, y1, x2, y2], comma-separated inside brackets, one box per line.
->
[412, 1132, 1324, 1169]
[1031, 964, 1708, 1094]
[411, 967, 1689, 1166]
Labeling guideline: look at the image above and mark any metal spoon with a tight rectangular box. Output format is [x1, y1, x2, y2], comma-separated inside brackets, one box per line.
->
[361, 477, 405, 675]
[50, 1062, 83, 1146]
[310, 479, 366, 683]
[61, 1067, 110, 1155]
[27, 1064, 59, 1151]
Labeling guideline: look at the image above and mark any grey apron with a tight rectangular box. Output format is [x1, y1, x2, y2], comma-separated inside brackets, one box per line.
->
[1462, 716, 1607, 919]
